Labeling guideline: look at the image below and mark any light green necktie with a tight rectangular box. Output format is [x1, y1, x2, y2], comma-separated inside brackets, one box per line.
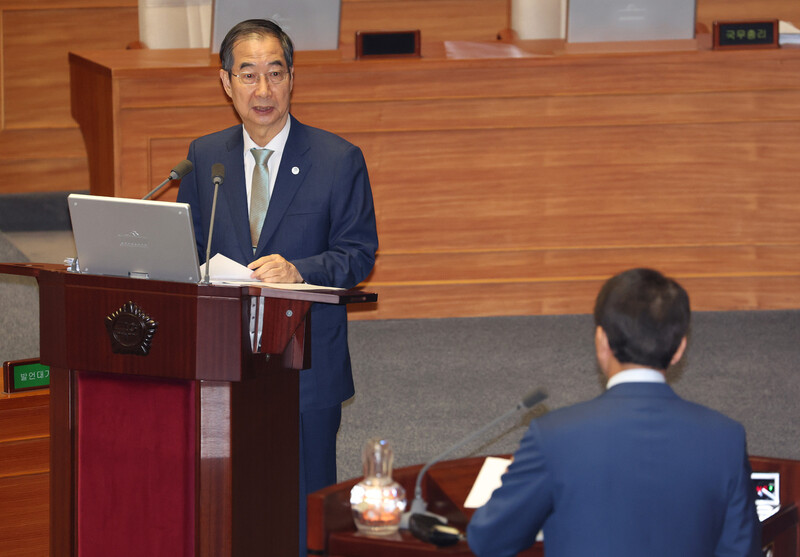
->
[250, 148, 274, 252]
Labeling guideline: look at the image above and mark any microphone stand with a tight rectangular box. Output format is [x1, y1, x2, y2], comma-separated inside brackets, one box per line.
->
[142, 175, 174, 200]
[203, 164, 225, 285]
[203, 180, 221, 285]
[399, 389, 548, 529]
[142, 160, 193, 200]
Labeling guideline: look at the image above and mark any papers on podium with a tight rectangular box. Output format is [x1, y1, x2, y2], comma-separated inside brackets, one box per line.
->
[202, 253, 343, 291]
[465, 456, 544, 542]
[464, 456, 512, 508]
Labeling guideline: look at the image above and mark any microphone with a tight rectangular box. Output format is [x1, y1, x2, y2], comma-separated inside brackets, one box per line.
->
[400, 389, 548, 535]
[212, 163, 225, 187]
[142, 159, 193, 200]
[203, 163, 225, 285]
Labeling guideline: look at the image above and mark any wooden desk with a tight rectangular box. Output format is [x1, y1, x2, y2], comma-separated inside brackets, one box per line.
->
[309, 455, 800, 556]
[0, 377, 49, 557]
[69, 41, 800, 320]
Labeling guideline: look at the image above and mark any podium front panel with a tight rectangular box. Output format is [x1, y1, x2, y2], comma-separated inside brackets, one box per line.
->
[76, 371, 196, 557]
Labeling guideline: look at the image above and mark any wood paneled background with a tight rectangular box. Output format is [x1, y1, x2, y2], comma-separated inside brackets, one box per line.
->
[0, 0, 139, 195]
[2, 0, 799, 196]
[2, 3, 800, 554]
[5, 0, 800, 321]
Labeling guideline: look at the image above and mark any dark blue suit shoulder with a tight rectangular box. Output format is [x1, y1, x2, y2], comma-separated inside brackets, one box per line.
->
[188, 124, 241, 150]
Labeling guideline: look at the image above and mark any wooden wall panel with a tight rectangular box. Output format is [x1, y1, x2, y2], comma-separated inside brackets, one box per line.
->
[367, 245, 800, 284]
[288, 89, 800, 133]
[7, 0, 800, 320]
[0, 0, 138, 194]
[339, 0, 509, 49]
[4, 0, 800, 196]
[0, 382, 50, 557]
[3, 7, 137, 129]
[348, 122, 800, 251]
[0, 474, 49, 557]
[67, 44, 800, 319]
[0, 0, 509, 196]
[355, 275, 800, 319]
[697, 0, 800, 29]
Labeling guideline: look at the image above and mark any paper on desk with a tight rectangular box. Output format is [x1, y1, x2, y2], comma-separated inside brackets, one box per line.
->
[780, 20, 800, 45]
[444, 41, 535, 59]
[464, 456, 512, 508]
[202, 253, 344, 291]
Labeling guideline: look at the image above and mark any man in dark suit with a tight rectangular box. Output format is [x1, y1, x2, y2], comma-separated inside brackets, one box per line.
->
[467, 268, 761, 557]
[176, 19, 377, 554]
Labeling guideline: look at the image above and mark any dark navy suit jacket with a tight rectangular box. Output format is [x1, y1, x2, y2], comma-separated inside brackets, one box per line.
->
[467, 382, 762, 557]
[176, 116, 378, 411]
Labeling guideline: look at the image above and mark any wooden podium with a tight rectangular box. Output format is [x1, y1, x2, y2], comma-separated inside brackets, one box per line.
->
[0, 262, 376, 557]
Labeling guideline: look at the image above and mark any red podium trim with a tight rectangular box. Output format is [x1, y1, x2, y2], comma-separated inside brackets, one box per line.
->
[76, 371, 196, 557]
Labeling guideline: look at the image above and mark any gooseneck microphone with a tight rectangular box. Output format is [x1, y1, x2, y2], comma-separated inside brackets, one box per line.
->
[142, 159, 194, 200]
[400, 388, 548, 534]
[203, 163, 225, 285]
[212, 164, 225, 188]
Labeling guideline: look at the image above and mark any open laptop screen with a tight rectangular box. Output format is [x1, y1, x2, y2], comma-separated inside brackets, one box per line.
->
[68, 194, 201, 283]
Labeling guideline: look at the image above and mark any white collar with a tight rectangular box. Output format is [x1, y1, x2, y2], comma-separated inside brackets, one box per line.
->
[606, 367, 666, 390]
[242, 117, 291, 154]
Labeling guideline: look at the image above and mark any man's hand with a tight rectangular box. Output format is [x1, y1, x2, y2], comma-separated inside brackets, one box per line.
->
[247, 254, 303, 283]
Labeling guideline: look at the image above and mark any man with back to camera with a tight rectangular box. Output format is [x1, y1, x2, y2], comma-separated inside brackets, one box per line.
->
[176, 19, 378, 555]
[467, 268, 761, 557]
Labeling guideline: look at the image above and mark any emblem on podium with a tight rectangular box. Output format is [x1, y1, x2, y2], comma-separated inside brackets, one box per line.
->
[105, 301, 158, 355]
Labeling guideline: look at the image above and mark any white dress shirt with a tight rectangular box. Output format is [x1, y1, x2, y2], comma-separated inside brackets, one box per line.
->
[605, 367, 666, 390]
[242, 118, 291, 212]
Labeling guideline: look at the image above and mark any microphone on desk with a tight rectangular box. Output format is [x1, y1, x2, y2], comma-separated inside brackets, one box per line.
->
[400, 388, 548, 544]
[142, 159, 194, 200]
[203, 163, 225, 285]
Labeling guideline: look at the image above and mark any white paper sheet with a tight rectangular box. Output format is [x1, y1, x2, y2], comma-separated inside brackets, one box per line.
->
[202, 253, 343, 290]
[465, 456, 545, 542]
[464, 456, 512, 508]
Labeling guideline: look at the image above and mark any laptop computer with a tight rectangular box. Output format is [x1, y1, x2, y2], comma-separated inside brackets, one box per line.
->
[566, 0, 696, 43]
[68, 194, 201, 283]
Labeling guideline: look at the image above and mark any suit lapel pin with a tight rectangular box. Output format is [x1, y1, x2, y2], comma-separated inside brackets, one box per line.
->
[292, 166, 300, 175]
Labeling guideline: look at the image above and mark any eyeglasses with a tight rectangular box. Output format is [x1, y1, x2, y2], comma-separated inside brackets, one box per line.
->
[230, 70, 290, 86]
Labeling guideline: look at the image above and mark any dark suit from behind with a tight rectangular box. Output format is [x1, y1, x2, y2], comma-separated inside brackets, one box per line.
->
[467, 382, 761, 557]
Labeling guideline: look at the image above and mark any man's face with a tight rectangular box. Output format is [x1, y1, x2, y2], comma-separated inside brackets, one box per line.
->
[220, 35, 293, 146]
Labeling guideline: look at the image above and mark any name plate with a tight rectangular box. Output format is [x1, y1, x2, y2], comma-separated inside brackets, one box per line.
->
[355, 30, 421, 59]
[713, 20, 779, 50]
[3, 358, 50, 393]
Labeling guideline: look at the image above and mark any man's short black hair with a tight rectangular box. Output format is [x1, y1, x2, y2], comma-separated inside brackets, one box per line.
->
[593, 268, 690, 370]
[219, 19, 294, 72]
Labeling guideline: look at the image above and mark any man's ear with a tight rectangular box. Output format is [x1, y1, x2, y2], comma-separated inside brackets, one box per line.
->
[220, 68, 233, 98]
[670, 336, 688, 366]
[595, 326, 612, 375]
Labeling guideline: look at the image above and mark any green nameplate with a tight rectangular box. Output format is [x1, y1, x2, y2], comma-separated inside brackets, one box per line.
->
[3, 359, 49, 393]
